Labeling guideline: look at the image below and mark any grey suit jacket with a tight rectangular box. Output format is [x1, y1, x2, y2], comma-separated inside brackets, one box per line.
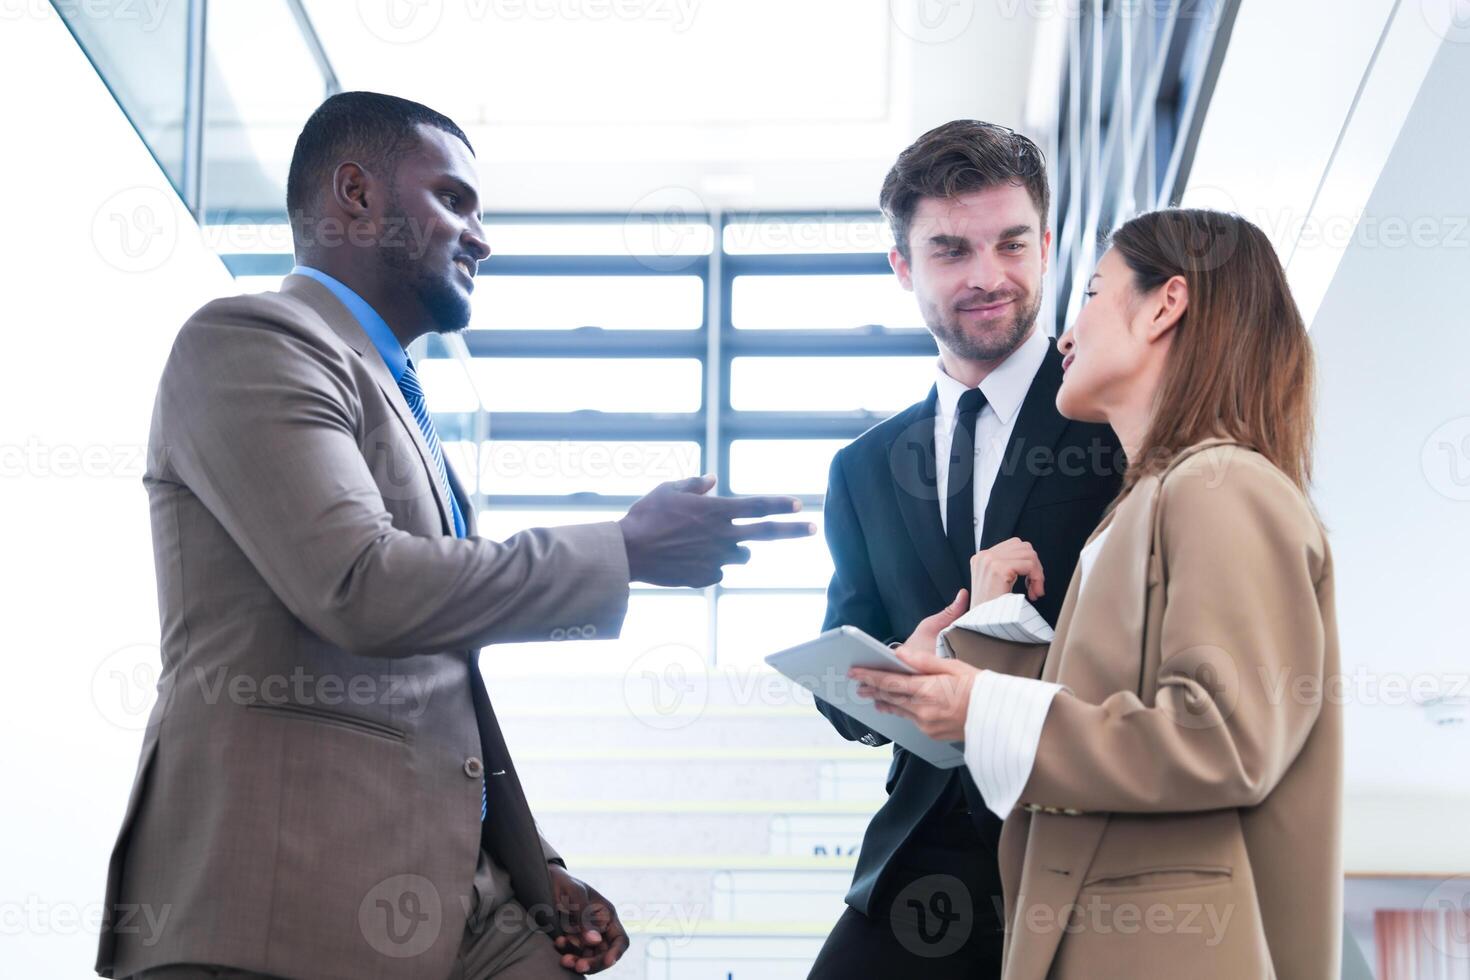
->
[96, 274, 631, 979]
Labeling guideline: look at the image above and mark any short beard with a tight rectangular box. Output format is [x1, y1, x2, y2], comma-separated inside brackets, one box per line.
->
[927, 290, 1041, 363]
[377, 202, 472, 334]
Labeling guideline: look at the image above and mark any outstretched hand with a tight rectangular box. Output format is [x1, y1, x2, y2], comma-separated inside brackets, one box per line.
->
[618, 475, 815, 587]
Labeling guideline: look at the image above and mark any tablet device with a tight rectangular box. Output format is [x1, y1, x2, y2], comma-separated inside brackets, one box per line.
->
[765, 626, 966, 769]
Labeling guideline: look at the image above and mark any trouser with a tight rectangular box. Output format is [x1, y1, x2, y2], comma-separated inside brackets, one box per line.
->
[807, 805, 1007, 979]
[127, 849, 572, 980]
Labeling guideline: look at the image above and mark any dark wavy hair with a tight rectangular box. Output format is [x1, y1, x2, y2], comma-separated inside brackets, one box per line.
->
[880, 119, 1050, 259]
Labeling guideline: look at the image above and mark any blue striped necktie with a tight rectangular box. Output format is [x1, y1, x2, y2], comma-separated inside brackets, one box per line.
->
[397, 357, 466, 539]
[396, 356, 484, 821]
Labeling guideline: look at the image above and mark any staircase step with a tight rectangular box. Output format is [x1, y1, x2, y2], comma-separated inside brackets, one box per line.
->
[516, 753, 888, 804]
[534, 806, 873, 860]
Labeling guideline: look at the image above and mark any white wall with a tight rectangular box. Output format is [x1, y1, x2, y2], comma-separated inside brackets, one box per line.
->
[1311, 30, 1470, 853]
[0, 9, 235, 977]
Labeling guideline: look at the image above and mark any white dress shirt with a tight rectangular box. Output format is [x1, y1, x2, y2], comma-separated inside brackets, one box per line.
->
[933, 326, 1051, 549]
[960, 497, 1116, 818]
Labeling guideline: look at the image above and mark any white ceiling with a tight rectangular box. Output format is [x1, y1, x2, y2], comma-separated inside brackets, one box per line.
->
[298, 0, 1042, 211]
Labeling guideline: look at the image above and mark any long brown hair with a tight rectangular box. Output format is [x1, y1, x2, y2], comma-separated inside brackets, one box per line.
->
[1107, 208, 1315, 495]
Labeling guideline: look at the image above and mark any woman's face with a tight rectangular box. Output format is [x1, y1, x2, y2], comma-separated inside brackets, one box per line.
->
[1056, 247, 1174, 424]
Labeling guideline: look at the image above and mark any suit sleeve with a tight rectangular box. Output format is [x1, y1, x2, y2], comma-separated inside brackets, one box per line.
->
[1016, 454, 1329, 814]
[815, 451, 894, 745]
[156, 299, 630, 658]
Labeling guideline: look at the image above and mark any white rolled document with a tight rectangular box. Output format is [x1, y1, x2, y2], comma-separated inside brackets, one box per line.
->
[937, 593, 1055, 657]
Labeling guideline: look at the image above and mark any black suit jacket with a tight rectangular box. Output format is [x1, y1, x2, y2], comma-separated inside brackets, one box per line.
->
[817, 342, 1123, 917]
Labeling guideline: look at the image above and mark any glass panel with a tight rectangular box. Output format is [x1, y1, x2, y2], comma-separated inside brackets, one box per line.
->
[728, 439, 845, 496]
[471, 275, 702, 330]
[477, 441, 702, 496]
[720, 514, 833, 590]
[730, 357, 934, 413]
[490, 357, 702, 412]
[486, 222, 713, 257]
[723, 217, 891, 255]
[731, 274, 924, 330]
[203, 0, 331, 215]
[417, 359, 484, 414]
[55, 0, 191, 192]
[417, 358, 702, 413]
[716, 593, 828, 669]
[479, 593, 708, 678]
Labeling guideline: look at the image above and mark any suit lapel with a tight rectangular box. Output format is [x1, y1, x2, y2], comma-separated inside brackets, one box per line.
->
[281, 274, 456, 537]
[888, 387, 967, 603]
[980, 345, 1071, 549]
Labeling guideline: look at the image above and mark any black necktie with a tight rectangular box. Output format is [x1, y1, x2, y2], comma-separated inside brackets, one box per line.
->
[944, 387, 987, 574]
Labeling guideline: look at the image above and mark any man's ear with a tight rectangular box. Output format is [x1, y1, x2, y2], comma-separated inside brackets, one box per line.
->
[331, 161, 373, 220]
[889, 247, 914, 292]
[1145, 273, 1188, 343]
[1039, 226, 1052, 277]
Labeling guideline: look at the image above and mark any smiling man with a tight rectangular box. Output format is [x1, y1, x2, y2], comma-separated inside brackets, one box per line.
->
[807, 120, 1124, 978]
[96, 92, 812, 980]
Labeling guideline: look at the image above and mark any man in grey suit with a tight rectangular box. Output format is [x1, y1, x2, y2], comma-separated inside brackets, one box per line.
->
[96, 91, 812, 980]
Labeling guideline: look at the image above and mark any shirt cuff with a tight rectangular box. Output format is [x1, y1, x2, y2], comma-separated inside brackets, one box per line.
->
[963, 669, 1063, 819]
[939, 594, 1054, 654]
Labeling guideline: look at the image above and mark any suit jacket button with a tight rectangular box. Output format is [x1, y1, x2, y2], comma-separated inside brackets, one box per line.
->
[464, 757, 484, 778]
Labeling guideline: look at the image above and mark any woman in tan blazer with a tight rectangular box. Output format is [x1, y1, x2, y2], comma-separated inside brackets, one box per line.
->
[851, 208, 1340, 979]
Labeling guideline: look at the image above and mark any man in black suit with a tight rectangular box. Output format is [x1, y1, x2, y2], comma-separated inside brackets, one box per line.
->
[807, 121, 1124, 977]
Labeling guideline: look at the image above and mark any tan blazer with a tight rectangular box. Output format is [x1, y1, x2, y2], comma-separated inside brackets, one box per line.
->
[96, 274, 633, 979]
[949, 439, 1342, 979]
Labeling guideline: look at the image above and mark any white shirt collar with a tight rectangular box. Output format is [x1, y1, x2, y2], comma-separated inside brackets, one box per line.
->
[934, 326, 1051, 428]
